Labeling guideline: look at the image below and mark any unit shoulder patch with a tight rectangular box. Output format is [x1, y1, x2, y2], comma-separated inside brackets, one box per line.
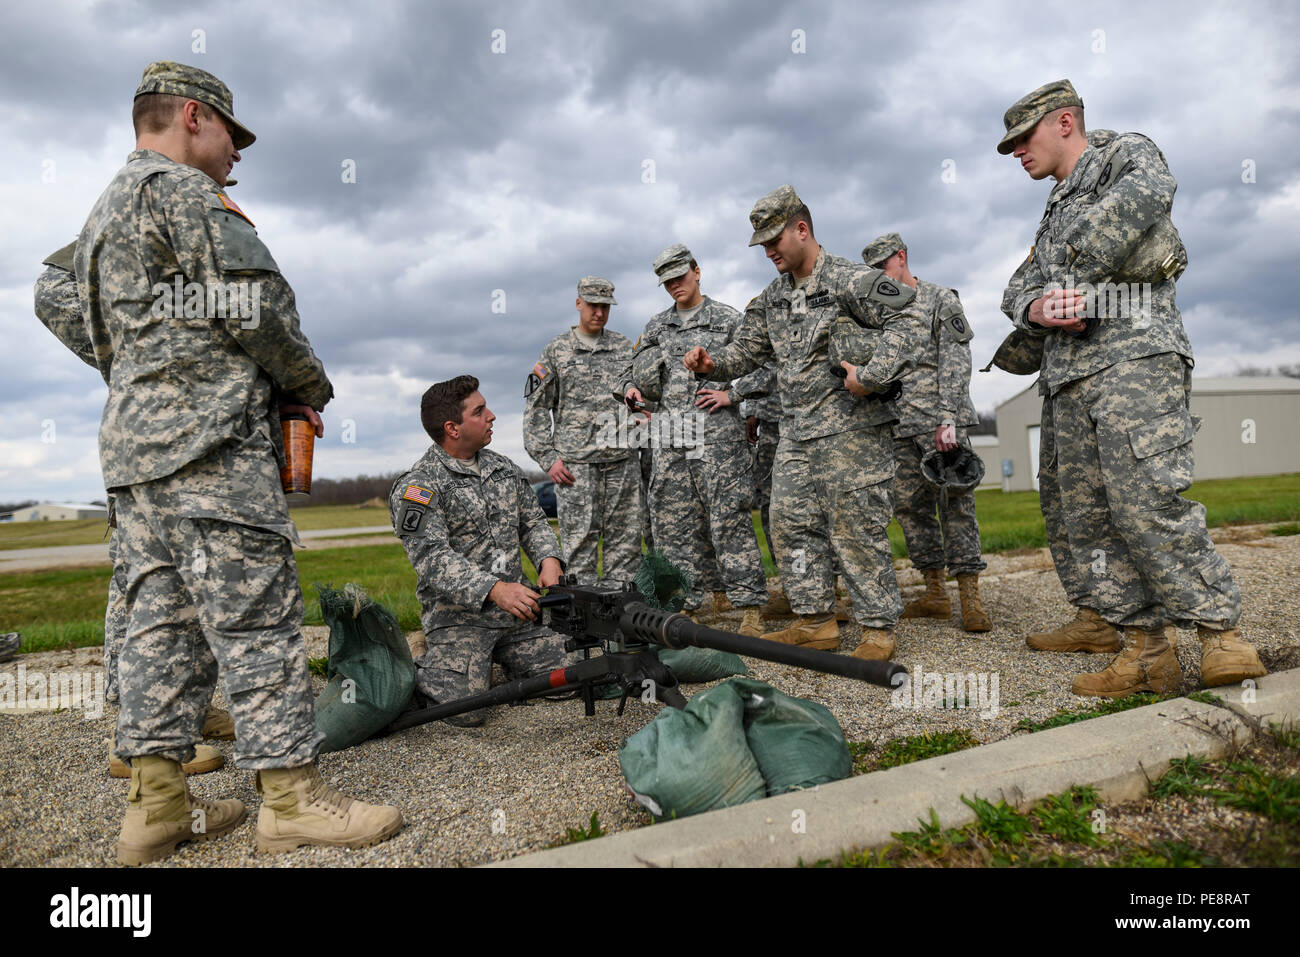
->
[866, 272, 916, 310]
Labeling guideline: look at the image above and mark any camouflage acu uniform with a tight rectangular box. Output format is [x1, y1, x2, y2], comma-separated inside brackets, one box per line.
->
[737, 361, 781, 559]
[65, 148, 332, 768]
[523, 327, 643, 583]
[1001, 129, 1239, 630]
[624, 297, 767, 609]
[33, 250, 182, 709]
[388, 445, 570, 703]
[888, 280, 986, 576]
[706, 248, 929, 627]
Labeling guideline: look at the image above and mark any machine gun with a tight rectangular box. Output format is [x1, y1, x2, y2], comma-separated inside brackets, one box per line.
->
[387, 578, 907, 733]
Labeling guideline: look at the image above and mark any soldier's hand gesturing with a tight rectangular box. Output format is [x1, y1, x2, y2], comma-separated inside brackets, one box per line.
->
[1029, 289, 1088, 333]
[489, 581, 542, 621]
[683, 346, 715, 375]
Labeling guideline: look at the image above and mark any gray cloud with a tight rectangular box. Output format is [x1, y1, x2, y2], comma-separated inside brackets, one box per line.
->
[2, 0, 1297, 502]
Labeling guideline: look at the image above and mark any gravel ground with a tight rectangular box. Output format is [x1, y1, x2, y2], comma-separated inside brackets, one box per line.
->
[2, 525, 1297, 868]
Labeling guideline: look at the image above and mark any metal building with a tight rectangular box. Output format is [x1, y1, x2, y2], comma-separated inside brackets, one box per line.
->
[993, 376, 1300, 493]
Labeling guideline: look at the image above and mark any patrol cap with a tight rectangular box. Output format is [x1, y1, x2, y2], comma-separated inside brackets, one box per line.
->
[861, 232, 906, 268]
[135, 61, 256, 150]
[577, 276, 617, 305]
[748, 184, 804, 246]
[652, 244, 694, 284]
[996, 79, 1083, 155]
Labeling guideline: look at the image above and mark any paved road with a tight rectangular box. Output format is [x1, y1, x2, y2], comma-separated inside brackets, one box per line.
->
[0, 525, 394, 573]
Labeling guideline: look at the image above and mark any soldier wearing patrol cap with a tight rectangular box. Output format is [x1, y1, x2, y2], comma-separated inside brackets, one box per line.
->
[621, 244, 768, 633]
[998, 79, 1265, 697]
[524, 276, 643, 583]
[861, 233, 990, 632]
[47, 60, 402, 864]
[684, 186, 931, 661]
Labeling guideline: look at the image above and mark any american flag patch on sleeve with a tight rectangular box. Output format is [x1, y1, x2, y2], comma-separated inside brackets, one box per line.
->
[402, 485, 433, 505]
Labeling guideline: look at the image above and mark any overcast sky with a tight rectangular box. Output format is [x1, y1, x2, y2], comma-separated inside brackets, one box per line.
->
[3, 0, 1298, 504]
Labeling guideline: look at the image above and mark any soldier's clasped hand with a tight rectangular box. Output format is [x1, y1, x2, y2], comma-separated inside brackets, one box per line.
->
[1029, 288, 1088, 333]
[694, 387, 731, 413]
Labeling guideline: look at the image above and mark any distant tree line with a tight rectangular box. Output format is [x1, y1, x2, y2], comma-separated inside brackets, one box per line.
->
[968, 411, 998, 436]
[1234, 364, 1300, 378]
[291, 474, 402, 507]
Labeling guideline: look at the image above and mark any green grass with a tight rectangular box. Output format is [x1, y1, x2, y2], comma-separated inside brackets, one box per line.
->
[5, 471, 1297, 648]
[282, 504, 391, 530]
[0, 518, 113, 551]
[1271, 522, 1300, 537]
[1152, 756, 1216, 799]
[1212, 762, 1300, 824]
[0, 503, 391, 552]
[1118, 840, 1221, 868]
[1013, 693, 1170, 732]
[874, 729, 980, 770]
[1031, 786, 1101, 846]
[548, 811, 606, 847]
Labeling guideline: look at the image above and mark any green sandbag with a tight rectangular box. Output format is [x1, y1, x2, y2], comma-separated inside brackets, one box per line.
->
[730, 676, 852, 795]
[313, 583, 415, 753]
[619, 681, 766, 820]
[657, 646, 749, 683]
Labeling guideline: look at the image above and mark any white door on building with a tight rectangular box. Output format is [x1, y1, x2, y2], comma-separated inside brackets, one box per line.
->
[1028, 425, 1041, 492]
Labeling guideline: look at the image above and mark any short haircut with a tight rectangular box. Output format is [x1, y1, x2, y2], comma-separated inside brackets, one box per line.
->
[132, 93, 216, 138]
[783, 203, 815, 238]
[421, 375, 480, 443]
[688, 258, 699, 271]
[1047, 105, 1086, 136]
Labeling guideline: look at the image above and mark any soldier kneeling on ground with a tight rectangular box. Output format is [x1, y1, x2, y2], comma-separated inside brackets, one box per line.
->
[390, 376, 574, 728]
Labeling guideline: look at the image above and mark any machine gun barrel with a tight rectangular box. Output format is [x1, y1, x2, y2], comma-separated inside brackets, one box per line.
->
[617, 601, 905, 689]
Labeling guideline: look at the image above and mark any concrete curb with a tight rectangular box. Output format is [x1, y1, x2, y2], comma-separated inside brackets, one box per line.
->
[490, 668, 1298, 867]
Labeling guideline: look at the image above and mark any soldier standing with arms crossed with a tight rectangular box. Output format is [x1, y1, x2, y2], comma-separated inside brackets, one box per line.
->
[524, 277, 643, 583]
[685, 186, 929, 661]
[622, 244, 768, 634]
[998, 79, 1265, 697]
[63, 61, 401, 863]
[861, 233, 991, 632]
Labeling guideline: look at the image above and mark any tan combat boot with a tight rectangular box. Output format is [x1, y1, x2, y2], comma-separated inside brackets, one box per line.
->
[109, 735, 224, 778]
[762, 615, 840, 651]
[1071, 625, 1182, 699]
[1197, 626, 1266, 687]
[201, 707, 236, 740]
[761, 588, 794, 619]
[738, 607, 763, 637]
[1027, 607, 1122, 653]
[956, 574, 992, 633]
[902, 568, 951, 619]
[851, 627, 896, 661]
[712, 591, 734, 614]
[255, 763, 403, 853]
[115, 756, 246, 865]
